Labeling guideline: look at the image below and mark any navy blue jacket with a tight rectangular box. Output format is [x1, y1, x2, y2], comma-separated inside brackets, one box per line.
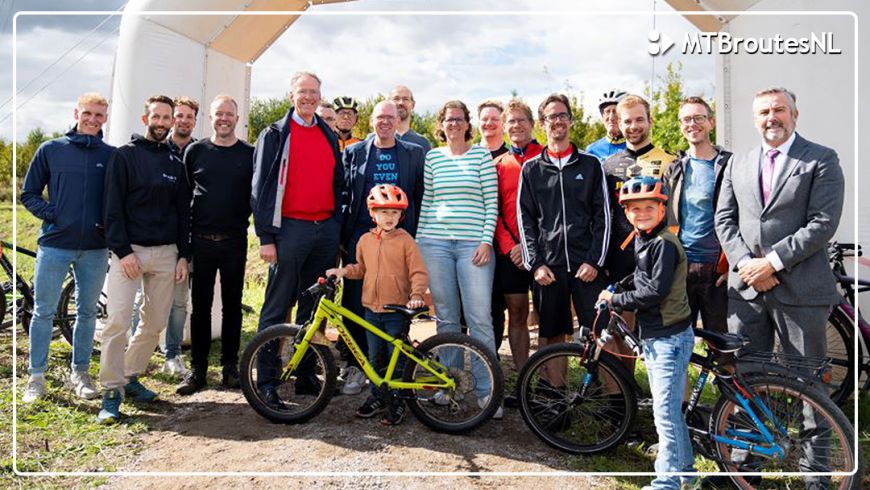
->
[251, 108, 343, 245]
[21, 128, 115, 250]
[341, 136, 425, 247]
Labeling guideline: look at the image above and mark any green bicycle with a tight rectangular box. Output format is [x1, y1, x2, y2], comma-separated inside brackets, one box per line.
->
[239, 275, 504, 434]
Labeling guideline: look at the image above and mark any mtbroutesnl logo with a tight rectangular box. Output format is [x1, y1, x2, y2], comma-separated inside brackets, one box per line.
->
[648, 30, 842, 56]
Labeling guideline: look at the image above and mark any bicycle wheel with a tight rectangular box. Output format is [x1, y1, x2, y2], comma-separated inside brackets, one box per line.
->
[239, 324, 337, 424]
[710, 374, 860, 490]
[825, 307, 855, 405]
[517, 343, 637, 454]
[402, 332, 504, 434]
[56, 279, 109, 346]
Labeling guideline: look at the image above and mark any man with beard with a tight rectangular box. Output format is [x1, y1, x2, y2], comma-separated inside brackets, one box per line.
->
[586, 89, 628, 160]
[664, 97, 732, 333]
[176, 95, 253, 395]
[389, 85, 431, 154]
[338, 100, 425, 395]
[333, 96, 362, 151]
[518, 94, 610, 408]
[602, 95, 675, 369]
[98, 95, 191, 423]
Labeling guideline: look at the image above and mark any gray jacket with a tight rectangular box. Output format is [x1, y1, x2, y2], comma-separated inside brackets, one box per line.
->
[714, 133, 844, 305]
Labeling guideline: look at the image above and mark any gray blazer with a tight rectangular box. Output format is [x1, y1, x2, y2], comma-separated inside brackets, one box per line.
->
[714, 133, 844, 306]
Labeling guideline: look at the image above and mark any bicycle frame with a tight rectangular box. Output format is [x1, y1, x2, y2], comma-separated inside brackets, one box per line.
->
[596, 307, 791, 461]
[279, 292, 457, 393]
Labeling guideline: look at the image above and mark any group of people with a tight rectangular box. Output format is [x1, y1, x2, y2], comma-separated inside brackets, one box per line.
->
[20, 69, 845, 488]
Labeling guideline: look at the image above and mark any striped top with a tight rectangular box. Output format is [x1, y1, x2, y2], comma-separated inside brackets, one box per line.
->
[418, 145, 498, 243]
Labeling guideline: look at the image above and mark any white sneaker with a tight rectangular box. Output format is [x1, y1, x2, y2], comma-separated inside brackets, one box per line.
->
[478, 395, 504, 420]
[341, 366, 366, 395]
[23, 375, 46, 403]
[163, 356, 189, 377]
[69, 370, 99, 400]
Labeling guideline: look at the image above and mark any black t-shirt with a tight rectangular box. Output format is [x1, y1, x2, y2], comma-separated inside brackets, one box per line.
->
[184, 138, 254, 237]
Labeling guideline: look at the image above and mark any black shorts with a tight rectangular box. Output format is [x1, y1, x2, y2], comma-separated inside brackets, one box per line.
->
[533, 268, 606, 338]
[494, 254, 532, 295]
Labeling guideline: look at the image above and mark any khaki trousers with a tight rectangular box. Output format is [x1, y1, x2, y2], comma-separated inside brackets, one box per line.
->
[100, 244, 178, 391]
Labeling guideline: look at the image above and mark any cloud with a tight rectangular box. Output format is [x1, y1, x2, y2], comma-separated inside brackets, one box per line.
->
[1, 0, 714, 140]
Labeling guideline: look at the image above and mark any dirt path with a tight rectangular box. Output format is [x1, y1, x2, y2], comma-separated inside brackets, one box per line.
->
[102, 324, 624, 489]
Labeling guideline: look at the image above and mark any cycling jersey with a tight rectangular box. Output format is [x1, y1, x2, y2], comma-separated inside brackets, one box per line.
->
[585, 134, 626, 161]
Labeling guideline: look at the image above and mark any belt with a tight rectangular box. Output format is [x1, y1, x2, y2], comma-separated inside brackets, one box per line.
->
[193, 232, 236, 242]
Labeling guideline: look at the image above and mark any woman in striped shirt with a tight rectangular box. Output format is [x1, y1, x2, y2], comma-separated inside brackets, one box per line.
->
[417, 100, 500, 412]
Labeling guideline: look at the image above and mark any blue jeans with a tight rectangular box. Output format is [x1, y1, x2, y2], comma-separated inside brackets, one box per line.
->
[29, 246, 108, 374]
[364, 310, 405, 399]
[643, 326, 696, 489]
[417, 237, 495, 397]
[131, 279, 187, 359]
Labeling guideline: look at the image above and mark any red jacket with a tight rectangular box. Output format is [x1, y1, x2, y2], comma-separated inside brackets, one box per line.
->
[494, 141, 543, 255]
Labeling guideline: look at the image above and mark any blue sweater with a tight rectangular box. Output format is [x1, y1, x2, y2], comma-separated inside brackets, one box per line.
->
[21, 128, 115, 250]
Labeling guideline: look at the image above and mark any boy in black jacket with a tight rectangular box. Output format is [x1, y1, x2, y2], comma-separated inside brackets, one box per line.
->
[598, 176, 695, 489]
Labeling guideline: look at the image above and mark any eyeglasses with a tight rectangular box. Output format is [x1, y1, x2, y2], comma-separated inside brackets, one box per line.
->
[374, 115, 396, 121]
[391, 96, 412, 103]
[544, 113, 571, 123]
[506, 118, 530, 126]
[680, 114, 709, 125]
[444, 118, 467, 125]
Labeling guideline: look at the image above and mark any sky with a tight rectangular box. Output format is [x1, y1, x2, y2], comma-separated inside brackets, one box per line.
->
[0, 0, 715, 141]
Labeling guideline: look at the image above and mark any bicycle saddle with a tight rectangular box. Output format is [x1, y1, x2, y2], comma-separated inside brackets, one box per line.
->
[383, 304, 430, 320]
[693, 328, 748, 353]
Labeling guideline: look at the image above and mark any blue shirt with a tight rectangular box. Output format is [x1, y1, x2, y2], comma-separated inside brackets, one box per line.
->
[352, 145, 400, 242]
[585, 136, 626, 161]
[678, 157, 719, 263]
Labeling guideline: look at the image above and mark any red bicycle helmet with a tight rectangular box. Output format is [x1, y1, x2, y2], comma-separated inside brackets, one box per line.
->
[367, 184, 409, 212]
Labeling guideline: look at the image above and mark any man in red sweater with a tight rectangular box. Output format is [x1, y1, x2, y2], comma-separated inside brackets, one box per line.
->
[493, 99, 542, 406]
[251, 72, 344, 404]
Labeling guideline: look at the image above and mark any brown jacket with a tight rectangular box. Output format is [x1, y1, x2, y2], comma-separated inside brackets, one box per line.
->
[344, 228, 428, 313]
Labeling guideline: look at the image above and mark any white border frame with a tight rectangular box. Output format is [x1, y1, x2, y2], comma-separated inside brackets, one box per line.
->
[10, 8, 860, 480]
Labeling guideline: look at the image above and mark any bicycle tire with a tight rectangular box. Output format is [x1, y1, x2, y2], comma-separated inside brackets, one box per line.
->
[0, 285, 6, 331]
[402, 332, 504, 434]
[517, 343, 637, 454]
[239, 324, 337, 424]
[825, 307, 855, 405]
[56, 279, 109, 347]
[710, 374, 860, 490]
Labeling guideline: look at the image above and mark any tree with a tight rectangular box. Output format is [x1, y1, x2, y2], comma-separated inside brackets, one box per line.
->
[645, 61, 715, 156]
[247, 97, 291, 142]
[531, 91, 604, 150]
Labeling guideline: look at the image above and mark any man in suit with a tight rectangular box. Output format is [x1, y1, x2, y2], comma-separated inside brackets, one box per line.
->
[337, 100, 425, 394]
[715, 87, 844, 362]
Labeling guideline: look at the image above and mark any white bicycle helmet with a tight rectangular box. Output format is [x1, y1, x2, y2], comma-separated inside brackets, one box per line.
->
[598, 90, 628, 113]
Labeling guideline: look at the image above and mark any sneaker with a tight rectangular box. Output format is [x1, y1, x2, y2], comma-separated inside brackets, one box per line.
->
[69, 370, 99, 400]
[22, 375, 46, 403]
[381, 401, 406, 426]
[221, 365, 240, 388]
[162, 356, 189, 377]
[123, 376, 157, 402]
[478, 395, 503, 420]
[355, 395, 386, 418]
[176, 369, 207, 396]
[341, 366, 366, 395]
[97, 388, 123, 424]
[262, 385, 288, 410]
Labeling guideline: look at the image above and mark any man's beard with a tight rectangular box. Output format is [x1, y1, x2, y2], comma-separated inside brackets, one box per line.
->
[147, 124, 169, 141]
[174, 127, 192, 138]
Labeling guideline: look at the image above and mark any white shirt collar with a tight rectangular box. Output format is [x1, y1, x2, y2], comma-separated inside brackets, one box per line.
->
[291, 110, 317, 128]
[761, 131, 796, 157]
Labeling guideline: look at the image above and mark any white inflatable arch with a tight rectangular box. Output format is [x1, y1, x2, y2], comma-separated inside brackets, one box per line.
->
[107, 0, 350, 146]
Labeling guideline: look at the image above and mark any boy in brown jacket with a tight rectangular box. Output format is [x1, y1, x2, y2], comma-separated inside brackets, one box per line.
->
[327, 184, 428, 425]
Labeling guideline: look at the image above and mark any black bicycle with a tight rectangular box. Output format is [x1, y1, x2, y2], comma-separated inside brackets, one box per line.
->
[820, 242, 869, 405]
[517, 290, 860, 489]
[0, 240, 67, 338]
